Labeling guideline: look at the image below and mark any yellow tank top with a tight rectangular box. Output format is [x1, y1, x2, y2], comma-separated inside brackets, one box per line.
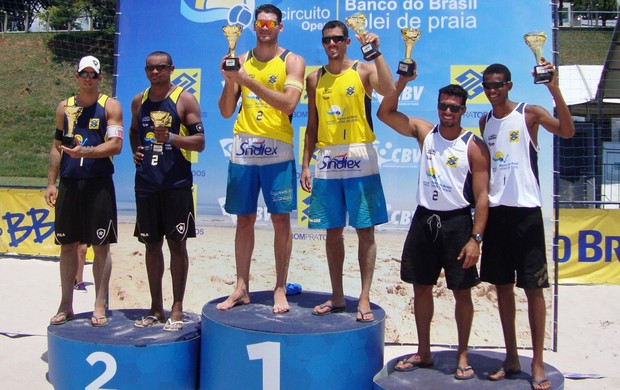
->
[233, 49, 294, 145]
[315, 62, 375, 148]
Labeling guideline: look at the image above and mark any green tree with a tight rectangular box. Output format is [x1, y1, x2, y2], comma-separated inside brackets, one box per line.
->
[0, 0, 53, 31]
[570, 0, 619, 26]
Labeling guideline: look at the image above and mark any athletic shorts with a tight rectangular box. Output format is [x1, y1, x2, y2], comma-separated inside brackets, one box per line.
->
[134, 187, 196, 244]
[54, 176, 117, 245]
[480, 205, 549, 289]
[308, 143, 387, 229]
[401, 206, 480, 290]
[225, 134, 296, 215]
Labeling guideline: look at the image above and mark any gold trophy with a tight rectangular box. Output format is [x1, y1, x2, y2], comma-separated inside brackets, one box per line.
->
[149, 111, 170, 156]
[397, 28, 422, 77]
[524, 31, 552, 84]
[63, 105, 83, 148]
[345, 12, 381, 61]
[222, 25, 243, 71]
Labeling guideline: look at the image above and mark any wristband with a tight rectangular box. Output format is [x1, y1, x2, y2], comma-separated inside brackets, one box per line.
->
[54, 128, 64, 141]
[168, 132, 174, 143]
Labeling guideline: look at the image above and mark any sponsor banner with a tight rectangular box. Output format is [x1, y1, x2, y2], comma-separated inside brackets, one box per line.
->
[116, 0, 553, 226]
[0, 187, 58, 258]
[558, 209, 620, 284]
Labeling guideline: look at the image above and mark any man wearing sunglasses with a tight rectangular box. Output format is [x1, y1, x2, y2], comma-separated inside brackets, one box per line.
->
[377, 74, 490, 379]
[217, 4, 305, 314]
[479, 62, 574, 390]
[300, 20, 395, 323]
[46, 55, 124, 328]
[130, 51, 205, 331]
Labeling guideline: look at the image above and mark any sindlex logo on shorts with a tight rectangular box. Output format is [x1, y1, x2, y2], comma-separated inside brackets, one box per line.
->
[180, 0, 255, 30]
[236, 141, 278, 156]
[318, 153, 361, 170]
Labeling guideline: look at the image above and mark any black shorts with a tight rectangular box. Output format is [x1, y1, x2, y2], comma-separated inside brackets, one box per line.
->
[134, 188, 196, 244]
[54, 176, 117, 245]
[480, 206, 549, 289]
[401, 206, 480, 290]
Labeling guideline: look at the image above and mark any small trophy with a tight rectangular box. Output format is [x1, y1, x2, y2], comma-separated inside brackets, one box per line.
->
[149, 111, 170, 155]
[397, 28, 422, 77]
[524, 31, 552, 84]
[222, 25, 243, 71]
[63, 105, 83, 148]
[345, 12, 381, 61]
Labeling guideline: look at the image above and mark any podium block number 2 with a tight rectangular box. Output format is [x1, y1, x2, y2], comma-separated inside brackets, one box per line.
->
[247, 342, 280, 390]
[85, 351, 117, 390]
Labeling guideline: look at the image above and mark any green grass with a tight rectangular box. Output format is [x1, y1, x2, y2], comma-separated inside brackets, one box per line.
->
[0, 28, 614, 187]
[557, 29, 614, 65]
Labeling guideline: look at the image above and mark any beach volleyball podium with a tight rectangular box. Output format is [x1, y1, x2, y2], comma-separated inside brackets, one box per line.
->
[201, 291, 385, 390]
[47, 309, 200, 389]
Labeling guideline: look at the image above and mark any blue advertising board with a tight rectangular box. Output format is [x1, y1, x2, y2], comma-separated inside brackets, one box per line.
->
[115, 0, 553, 229]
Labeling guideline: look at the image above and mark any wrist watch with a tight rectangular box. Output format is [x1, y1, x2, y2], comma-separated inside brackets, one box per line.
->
[471, 233, 483, 243]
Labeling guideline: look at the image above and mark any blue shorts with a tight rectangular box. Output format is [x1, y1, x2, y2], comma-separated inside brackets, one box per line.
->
[308, 143, 387, 229]
[225, 134, 296, 216]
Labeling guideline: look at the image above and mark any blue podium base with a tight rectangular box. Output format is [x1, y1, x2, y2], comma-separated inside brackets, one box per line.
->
[200, 291, 385, 390]
[47, 309, 200, 390]
[374, 350, 564, 389]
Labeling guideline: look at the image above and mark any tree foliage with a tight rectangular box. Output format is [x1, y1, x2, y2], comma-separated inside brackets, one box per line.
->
[0, 0, 116, 32]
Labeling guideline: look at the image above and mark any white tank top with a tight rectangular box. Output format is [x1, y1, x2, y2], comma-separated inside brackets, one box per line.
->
[417, 126, 475, 211]
[483, 102, 542, 207]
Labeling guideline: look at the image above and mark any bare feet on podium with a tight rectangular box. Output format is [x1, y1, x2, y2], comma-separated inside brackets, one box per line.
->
[216, 289, 250, 310]
[272, 287, 290, 314]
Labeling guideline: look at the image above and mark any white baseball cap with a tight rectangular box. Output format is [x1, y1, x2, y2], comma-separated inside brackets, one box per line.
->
[77, 55, 101, 73]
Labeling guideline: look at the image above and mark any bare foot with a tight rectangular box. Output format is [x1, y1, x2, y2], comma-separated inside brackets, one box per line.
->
[216, 290, 250, 310]
[273, 288, 290, 314]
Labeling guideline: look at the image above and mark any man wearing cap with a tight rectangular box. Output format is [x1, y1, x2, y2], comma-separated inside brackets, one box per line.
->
[45, 55, 124, 327]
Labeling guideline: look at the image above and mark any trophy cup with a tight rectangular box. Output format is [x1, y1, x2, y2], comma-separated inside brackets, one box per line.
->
[397, 28, 422, 76]
[345, 13, 381, 61]
[150, 111, 170, 156]
[63, 105, 83, 148]
[222, 25, 243, 71]
[524, 31, 552, 84]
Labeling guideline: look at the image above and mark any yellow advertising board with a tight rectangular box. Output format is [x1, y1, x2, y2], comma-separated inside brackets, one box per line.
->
[0, 187, 59, 258]
[558, 209, 620, 284]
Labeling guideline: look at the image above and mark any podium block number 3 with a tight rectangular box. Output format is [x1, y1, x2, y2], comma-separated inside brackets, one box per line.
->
[247, 342, 280, 390]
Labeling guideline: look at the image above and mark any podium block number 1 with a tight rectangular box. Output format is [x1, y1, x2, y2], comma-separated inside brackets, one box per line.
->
[247, 342, 281, 390]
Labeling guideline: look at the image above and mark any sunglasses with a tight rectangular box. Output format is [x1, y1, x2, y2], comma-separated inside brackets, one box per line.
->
[254, 20, 279, 29]
[145, 64, 171, 72]
[321, 35, 347, 44]
[437, 102, 464, 113]
[482, 81, 509, 89]
[78, 71, 99, 79]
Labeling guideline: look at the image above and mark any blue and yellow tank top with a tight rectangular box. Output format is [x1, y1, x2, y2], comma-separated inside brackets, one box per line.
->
[60, 94, 114, 179]
[134, 86, 194, 196]
[315, 62, 375, 148]
[233, 49, 295, 145]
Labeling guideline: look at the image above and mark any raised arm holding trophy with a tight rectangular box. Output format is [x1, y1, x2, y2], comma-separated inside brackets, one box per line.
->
[345, 12, 381, 61]
[397, 28, 422, 77]
[524, 31, 552, 84]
